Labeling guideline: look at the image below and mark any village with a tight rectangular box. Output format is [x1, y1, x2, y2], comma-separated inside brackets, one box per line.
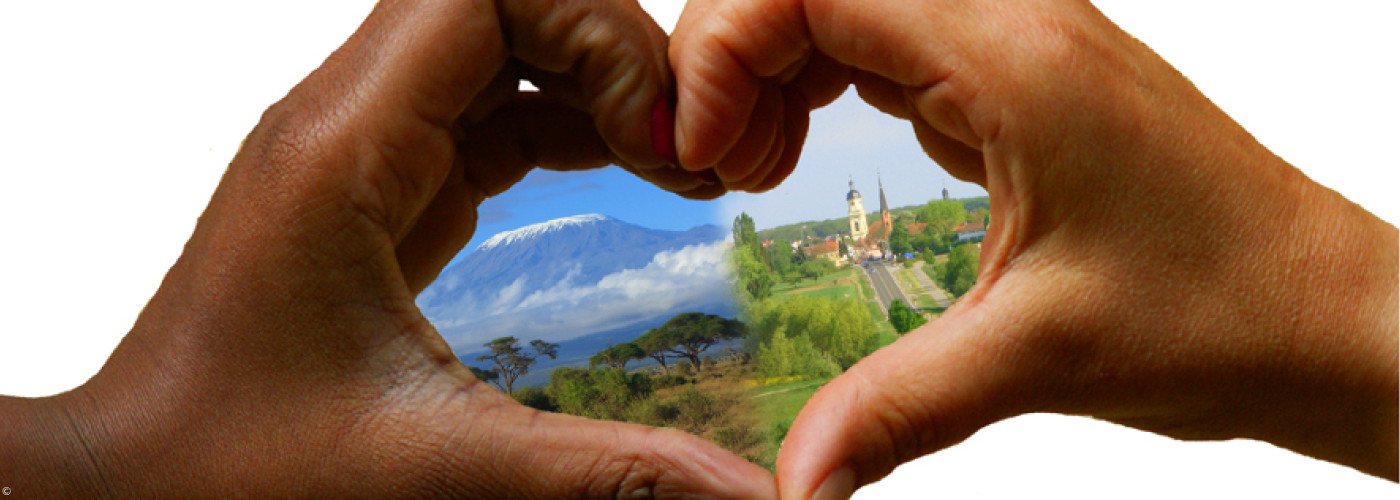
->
[754, 176, 988, 320]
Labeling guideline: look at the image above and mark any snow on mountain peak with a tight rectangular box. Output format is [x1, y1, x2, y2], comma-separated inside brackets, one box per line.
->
[477, 214, 612, 251]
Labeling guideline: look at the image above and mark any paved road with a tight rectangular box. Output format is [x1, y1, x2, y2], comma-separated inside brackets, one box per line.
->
[863, 263, 913, 313]
[911, 261, 953, 309]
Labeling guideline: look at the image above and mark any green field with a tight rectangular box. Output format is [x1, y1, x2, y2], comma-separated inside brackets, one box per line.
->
[874, 328, 900, 348]
[793, 284, 856, 301]
[915, 294, 942, 311]
[751, 378, 829, 433]
[772, 268, 859, 293]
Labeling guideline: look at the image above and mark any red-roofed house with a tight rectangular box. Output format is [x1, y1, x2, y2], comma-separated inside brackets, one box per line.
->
[803, 240, 842, 264]
[954, 221, 986, 242]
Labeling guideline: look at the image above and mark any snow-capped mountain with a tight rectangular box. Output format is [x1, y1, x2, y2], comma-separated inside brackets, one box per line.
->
[417, 214, 732, 353]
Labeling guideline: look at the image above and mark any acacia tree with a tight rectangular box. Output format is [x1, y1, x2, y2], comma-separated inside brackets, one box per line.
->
[476, 336, 559, 394]
[635, 330, 675, 375]
[468, 366, 499, 385]
[589, 342, 644, 370]
[654, 312, 746, 370]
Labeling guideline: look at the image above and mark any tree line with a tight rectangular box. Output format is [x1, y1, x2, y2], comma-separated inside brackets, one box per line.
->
[588, 312, 745, 374]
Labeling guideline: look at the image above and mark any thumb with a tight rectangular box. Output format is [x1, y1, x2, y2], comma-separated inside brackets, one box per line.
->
[776, 296, 1061, 499]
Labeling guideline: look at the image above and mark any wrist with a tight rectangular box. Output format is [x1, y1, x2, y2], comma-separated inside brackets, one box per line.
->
[1244, 179, 1398, 479]
[0, 393, 112, 496]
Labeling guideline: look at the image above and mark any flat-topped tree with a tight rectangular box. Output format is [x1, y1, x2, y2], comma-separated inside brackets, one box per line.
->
[589, 342, 644, 370]
[475, 336, 559, 394]
[653, 312, 746, 371]
[635, 330, 676, 375]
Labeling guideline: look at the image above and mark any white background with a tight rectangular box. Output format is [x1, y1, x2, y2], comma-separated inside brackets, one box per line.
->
[0, 1, 1395, 497]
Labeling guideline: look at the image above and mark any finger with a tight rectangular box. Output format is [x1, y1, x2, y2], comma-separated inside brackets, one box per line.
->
[671, 0, 811, 170]
[776, 292, 1061, 499]
[713, 84, 783, 186]
[501, 0, 674, 168]
[396, 95, 614, 293]
[909, 114, 987, 187]
[671, 0, 1021, 177]
[744, 88, 809, 193]
[852, 70, 911, 120]
[788, 51, 853, 111]
[618, 163, 729, 201]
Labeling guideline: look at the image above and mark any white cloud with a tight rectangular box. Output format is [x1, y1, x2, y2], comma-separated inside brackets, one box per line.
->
[436, 242, 734, 349]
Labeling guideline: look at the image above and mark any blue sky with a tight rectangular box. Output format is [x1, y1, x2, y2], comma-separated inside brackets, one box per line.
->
[719, 91, 987, 232]
[452, 167, 721, 262]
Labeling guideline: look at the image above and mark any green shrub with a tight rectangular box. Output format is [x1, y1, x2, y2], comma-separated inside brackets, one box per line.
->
[651, 373, 690, 390]
[546, 367, 652, 421]
[625, 397, 681, 427]
[672, 387, 721, 431]
[511, 387, 557, 412]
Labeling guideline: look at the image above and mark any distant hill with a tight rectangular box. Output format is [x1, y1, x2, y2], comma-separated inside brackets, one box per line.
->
[457, 301, 739, 388]
[417, 214, 734, 361]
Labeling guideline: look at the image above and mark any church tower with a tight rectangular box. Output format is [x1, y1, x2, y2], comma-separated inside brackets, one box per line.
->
[847, 179, 868, 240]
[878, 173, 892, 240]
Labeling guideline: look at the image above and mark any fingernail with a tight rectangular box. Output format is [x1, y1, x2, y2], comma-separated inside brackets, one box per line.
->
[810, 467, 855, 500]
[688, 168, 720, 186]
[651, 98, 680, 165]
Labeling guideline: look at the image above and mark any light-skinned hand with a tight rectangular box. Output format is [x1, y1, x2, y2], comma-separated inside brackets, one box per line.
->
[667, 0, 1398, 497]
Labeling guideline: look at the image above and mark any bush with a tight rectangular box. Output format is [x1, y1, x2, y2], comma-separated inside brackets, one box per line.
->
[546, 367, 652, 421]
[672, 387, 722, 431]
[713, 425, 762, 452]
[651, 373, 690, 390]
[511, 387, 556, 412]
[888, 298, 927, 334]
[625, 397, 681, 427]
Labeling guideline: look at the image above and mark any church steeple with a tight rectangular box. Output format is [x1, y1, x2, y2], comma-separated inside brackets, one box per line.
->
[878, 173, 889, 215]
[878, 172, 893, 247]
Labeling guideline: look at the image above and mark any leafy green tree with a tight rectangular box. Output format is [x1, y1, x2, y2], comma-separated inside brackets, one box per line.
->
[799, 258, 836, 281]
[635, 329, 676, 375]
[469, 366, 498, 385]
[589, 342, 644, 370]
[887, 299, 927, 334]
[733, 248, 774, 300]
[733, 212, 761, 257]
[765, 241, 796, 280]
[889, 222, 912, 255]
[745, 295, 878, 370]
[650, 312, 746, 370]
[756, 326, 840, 379]
[937, 244, 980, 298]
[838, 239, 849, 257]
[475, 336, 559, 394]
[918, 200, 969, 251]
